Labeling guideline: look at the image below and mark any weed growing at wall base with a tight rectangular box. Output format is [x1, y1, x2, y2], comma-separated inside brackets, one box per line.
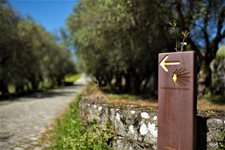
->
[48, 94, 114, 149]
[217, 130, 225, 150]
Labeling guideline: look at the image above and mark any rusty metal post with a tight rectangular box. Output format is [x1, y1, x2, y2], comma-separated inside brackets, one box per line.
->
[158, 51, 197, 150]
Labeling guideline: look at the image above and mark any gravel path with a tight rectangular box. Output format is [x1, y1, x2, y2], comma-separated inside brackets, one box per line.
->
[0, 74, 90, 150]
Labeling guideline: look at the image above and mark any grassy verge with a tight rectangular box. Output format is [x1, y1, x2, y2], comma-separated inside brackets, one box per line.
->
[106, 93, 141, 100]
[81, 84, 225, 112]
[43, 94, 114, 150]
[64, 74, 82, 83]
[1, 74, 82, 100]
[40, 84, 224, 149]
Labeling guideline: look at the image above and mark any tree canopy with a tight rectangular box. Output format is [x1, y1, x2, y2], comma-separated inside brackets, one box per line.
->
[67, 0, 172, 94]
[170, 0, 225, 95]
[1, 0, 224, 97]
[67, 0, 225, 96]
[0, 1, 76, 95]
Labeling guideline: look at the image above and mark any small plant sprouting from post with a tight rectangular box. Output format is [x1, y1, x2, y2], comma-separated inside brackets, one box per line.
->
[181, 30, 190, 51]
[94, 78, 100, 90]
[170, 20, 190, 52]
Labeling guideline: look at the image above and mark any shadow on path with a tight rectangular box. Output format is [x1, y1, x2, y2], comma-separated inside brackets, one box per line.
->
[0, 84, 85, 106]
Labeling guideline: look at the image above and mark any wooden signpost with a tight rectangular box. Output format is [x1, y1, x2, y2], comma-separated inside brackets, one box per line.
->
[158, 51, 197, 150]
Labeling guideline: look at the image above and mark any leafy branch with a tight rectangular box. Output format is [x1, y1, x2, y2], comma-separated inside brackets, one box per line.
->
[170, 20, 190, 52]
[181, 30, 190, 51]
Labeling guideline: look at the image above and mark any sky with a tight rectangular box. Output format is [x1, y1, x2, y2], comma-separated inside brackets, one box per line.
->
[9, 0, 78, 33]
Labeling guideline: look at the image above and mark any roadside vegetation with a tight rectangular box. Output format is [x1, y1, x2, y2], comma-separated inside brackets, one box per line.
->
[0, 73, 81, 100]
[85, 84, 225, 114]
[64, 74, 82, 83]
[1, 0, 224, 148]
[67, 0, 225, 99]
[0, 1, 77, 99]
[1, 0, 224, 102]
[42, 93, 114, 150]
[41, 84, 224, 149]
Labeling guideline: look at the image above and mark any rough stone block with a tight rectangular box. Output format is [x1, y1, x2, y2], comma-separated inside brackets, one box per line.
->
[79, 98, 224, 150]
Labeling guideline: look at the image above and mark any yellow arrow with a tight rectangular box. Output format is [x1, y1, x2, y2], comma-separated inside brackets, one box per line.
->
[160, 55, 180, 72]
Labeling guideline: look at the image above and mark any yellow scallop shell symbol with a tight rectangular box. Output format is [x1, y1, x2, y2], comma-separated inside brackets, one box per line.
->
[172, 68, 191, 86]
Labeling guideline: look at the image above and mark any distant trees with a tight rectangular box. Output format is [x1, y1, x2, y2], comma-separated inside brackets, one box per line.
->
[0, 1, 76, 95]
[67, 0, 172, 94]
[67, 0, 224, 96]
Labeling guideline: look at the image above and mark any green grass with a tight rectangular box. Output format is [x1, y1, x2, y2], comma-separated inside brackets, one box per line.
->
[46, 94, 114, 150]
[209, 95, 225, 105]
[106, 93, 141, 100]
[64, 74, 82, 83]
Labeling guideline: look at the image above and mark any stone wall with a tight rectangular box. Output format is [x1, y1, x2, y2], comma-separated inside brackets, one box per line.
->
[79, 98, 225, 150]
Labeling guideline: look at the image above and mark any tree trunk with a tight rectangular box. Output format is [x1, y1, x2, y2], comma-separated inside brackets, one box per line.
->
[115, 73, 122, 91]
[26, 83, 31, 91]
[198, 59, 212, 96]
[16, 84, 24, 94]
[142, 76, 150, 91]
[31, 80, 39, 90]
[134, 77, 142, 94]
[0, 80, 9, 95]
[124, 73, 131, 93]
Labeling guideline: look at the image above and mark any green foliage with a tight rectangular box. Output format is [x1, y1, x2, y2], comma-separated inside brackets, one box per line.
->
[67, 0, 172, 94]
[49, 95, 114, 149]
[5, 74, 81, 95]
[216, 45, 225, 57]
[211, 45, 225, 96]
[169, 20, 190, 52]
[66, 0, 225, 96]
[180, 30, 190, 51]
[170, 20, 178, 52]
[170, 0, 225, 95]
[0, 1, 76, 96]
[217, 130, 225, 150]
[209, 95, 225, 104]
